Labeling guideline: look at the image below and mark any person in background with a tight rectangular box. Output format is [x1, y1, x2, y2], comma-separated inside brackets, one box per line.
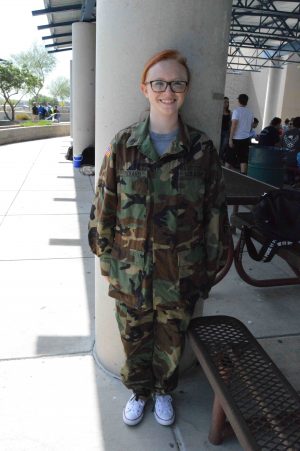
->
[53, 105, 60, 122]
[227, 93, 254, 174]
[289, 118, 295, 130]
[249, 117, 259, 142]
[31, 102, 39, 121]
[219, 96, 231, 163]
[282, 117, 300, 152]
[88, 49, 230, 428]
[282, 116, 300, 183]
[38, 103, 46, 120]
[258, 117, 282, 147]
[282, 118, 290, 133]
[45, 103, 53, 119]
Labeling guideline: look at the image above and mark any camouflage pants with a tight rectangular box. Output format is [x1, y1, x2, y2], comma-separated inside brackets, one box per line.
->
[115, 301, 194, 398]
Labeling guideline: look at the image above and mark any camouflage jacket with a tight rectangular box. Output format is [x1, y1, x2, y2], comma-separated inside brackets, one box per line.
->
[88, 116, 230, 310]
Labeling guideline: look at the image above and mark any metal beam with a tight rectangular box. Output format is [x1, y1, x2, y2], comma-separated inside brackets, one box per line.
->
[45, 41, 72, 48]
[229, 43, 298, 52]
[38, 21, 76, 30]
[42, 33, 72, 40]
[230, 24, 300, 34]
[227, 68, 261, 73]
[48, 48, 72, 54]
[232, 8, 300, 20]
[230, 31, 300, 42]
[81, 0, 96, 21]
[230, 25, 299, 36]
[32, 4, 82, 16]
[227, 62, 283, 69]
[227, 54, 300, 64]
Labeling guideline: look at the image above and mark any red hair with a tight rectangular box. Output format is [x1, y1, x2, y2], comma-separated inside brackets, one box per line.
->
[141, 49, 191, 84]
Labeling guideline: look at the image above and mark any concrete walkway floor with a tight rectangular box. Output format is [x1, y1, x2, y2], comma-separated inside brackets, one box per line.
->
[0, 137, 299, 451]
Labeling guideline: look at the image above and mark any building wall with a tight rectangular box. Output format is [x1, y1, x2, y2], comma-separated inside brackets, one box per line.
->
[225, 70, 268, 129]
[224, 63, 299, 131]
[248, 69, 269, 125]
[281, 56, 300, 120]
[224, 72, 250, 111]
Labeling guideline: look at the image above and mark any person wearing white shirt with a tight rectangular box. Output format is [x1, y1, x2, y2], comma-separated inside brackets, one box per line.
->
[227, 94, 254, 174]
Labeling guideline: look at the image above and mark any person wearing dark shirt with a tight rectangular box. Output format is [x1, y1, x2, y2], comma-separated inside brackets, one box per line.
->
[53, 105, 61, 122]
[281, 117, 300, 184]
[38, 104, 46, 120]
[281, 116, 300, 168]
[31, 102, 39, 121]
[258, 117, 281, 147]
[282, 116, 300, 152]
[219, 96, 231, 162]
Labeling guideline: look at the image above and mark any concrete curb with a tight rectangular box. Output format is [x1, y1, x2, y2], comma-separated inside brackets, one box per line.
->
[0, 123, 70, 145]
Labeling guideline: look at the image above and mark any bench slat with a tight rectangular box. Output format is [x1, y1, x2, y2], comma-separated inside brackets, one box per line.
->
[188, 316, 300, 450]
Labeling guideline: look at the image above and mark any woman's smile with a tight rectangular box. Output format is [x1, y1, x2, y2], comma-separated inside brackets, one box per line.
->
[141, 59, 188, 122]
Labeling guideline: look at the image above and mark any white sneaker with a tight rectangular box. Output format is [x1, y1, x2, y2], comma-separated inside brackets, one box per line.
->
[123, 394, 146, 426]
[154, 394, 175, 426]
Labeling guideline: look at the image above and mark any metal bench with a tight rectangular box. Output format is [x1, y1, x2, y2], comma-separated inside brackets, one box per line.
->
[188, 315, 300, 450]
[231, 211, 300, 287]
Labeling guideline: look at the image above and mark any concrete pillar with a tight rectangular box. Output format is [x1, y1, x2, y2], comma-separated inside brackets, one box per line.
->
[281, 56, 300, 120]
[70, 60, 73, 140]
[262, 66, 284, 128]
[94, 0, 233, 375]
[72, 22, 96, 156]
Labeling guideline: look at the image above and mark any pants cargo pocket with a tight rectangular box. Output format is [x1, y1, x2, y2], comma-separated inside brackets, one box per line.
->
[108, 246, 152, 308]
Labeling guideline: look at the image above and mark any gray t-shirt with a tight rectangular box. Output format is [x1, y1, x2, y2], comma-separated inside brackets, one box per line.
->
[150, 129, 178, 156]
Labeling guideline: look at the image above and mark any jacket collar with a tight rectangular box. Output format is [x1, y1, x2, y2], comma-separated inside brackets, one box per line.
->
[126, 114, 191, 161]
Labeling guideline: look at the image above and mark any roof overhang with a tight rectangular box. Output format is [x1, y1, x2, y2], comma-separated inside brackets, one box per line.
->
[32, 0, 300, 72]
[32, 0, 95, 54]
[229, 0, 300, 72]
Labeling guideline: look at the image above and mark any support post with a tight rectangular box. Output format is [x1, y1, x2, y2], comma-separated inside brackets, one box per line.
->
[72, 22, 96, 157]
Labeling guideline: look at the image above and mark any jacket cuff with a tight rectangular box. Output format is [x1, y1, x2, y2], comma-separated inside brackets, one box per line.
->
[99, 255, 111, 277]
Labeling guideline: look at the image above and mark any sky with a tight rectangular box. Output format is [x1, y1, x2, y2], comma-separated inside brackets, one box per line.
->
[0, 0, 71, 94]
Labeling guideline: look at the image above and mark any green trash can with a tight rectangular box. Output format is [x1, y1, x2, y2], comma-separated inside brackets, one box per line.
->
[248, 145, 284, 187]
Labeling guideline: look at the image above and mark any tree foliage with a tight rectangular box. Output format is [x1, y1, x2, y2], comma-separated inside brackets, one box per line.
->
[29, 94, 59, 106]
[48, 76, 70, 102]
[12, 43, 56, 100]
[0, 61, 41, 120]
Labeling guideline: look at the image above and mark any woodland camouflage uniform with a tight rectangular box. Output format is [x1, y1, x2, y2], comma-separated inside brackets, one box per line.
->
[88, 115, 230, 397]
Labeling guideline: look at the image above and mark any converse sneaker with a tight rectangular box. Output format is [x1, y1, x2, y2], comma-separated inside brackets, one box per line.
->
[123, 394, 146, 426]
[154, 394, 175, 426]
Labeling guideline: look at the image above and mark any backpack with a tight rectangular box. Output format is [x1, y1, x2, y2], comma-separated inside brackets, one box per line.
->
[243, 189, 300, 262]
[65, 146, 73, 161]
[81, 146, 95, 165]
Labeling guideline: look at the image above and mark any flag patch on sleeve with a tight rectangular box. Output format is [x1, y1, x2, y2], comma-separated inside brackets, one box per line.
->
[105, 144, 111, 158]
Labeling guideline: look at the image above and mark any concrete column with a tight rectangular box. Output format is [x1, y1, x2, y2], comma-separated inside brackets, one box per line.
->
[94, 0, 233, 375]
[70, 60, 73, 140]
[262, 66, 284, 128]
[281, 56, 300, 120]
[72, 22, 96, 156]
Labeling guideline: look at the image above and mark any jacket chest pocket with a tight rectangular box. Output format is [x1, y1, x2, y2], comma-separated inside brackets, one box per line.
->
[118, 170, 149, 222]
[178, 168, 205, 203]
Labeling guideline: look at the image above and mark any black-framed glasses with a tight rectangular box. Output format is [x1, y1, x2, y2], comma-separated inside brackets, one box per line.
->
[145, 80, 188, 93]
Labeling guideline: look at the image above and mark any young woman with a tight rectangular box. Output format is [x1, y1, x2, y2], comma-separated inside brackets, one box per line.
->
[88, 49, 229, 427]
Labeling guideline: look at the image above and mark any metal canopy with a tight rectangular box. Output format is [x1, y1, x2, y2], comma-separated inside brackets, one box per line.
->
[229, 0, 300, 72]
[32, 0, 95, 53]
[32, 0, 300, 72]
